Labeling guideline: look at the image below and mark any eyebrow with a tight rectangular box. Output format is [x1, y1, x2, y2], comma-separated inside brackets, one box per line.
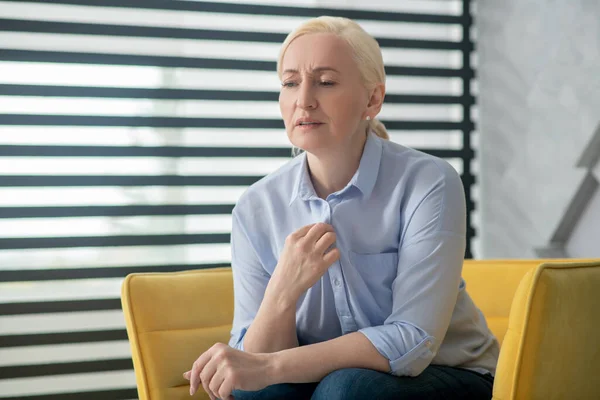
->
[282, 67, 340, 74]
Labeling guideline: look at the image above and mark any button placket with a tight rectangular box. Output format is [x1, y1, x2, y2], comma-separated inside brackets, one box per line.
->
[323, 198, 357, 332]
[321, 200, 331, 224]
[331, 270, 357, 332]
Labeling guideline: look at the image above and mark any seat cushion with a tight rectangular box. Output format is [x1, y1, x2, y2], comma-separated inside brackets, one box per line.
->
[462, 260, 540, 345]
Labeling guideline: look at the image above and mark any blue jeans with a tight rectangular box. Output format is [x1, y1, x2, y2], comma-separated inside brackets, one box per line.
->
[231, 365, 494, 400]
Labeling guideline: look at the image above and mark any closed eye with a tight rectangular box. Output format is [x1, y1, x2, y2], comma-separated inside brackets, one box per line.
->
[281, 81, 335, 88]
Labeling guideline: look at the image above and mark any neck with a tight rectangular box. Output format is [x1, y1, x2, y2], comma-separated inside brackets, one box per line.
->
[306, 132, 368, 199]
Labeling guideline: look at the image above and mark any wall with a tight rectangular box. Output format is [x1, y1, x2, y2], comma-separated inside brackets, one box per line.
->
[476, 0, 600, 258]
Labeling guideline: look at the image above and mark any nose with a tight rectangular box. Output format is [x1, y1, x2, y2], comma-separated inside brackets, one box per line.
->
[296, 82, 317, 110]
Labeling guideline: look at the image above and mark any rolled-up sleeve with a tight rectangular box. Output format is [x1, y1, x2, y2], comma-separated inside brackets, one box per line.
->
[228, 206, 270, 351]
[358, 160, 466, 376]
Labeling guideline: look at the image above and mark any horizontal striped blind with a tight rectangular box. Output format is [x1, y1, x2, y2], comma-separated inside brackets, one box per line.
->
[0, 0, 476, 398]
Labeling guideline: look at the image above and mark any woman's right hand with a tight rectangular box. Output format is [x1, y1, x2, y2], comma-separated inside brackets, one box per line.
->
[268, 223, 340, 304]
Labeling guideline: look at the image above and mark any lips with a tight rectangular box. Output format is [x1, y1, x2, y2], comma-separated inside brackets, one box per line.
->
[295, 117, 323, 126]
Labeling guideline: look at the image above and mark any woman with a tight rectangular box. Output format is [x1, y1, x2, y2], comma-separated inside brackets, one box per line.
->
[184, 16, 499, 400]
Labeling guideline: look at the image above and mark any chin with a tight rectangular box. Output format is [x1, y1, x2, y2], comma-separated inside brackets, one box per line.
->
[288, 133, 330, 155]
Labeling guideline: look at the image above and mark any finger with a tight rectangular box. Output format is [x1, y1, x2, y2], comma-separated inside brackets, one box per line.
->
[209, 366, 227, 400]
[199, 359, 219, 399]
[189, 351, 213, 396]
[201, 372, 217, 400]
[189, 364, 201, 396]
[289, 223, 317, 240]
[204, 388, 216, 400]
[217, 377, 235, 400]
[304, 222, 333, 244]
[322, 247, 340, 266]
[183, 370, 191, 380]
[314, 231, 336, 254]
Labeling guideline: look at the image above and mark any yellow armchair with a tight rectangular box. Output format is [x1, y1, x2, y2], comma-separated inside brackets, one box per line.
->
[121, 260, 600, 400]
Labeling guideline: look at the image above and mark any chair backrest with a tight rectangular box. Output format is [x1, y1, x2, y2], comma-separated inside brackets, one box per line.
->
[492, 260, 600, 400]
[121, 267, 233, 400]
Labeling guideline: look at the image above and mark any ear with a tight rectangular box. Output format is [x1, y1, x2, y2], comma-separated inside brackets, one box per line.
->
[365, 83, 385, 119]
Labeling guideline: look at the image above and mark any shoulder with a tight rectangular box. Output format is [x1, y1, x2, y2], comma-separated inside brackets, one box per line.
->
[380, 139, 463, 195]
[380, 140, 464, 203]
[379, 139, 466, 233]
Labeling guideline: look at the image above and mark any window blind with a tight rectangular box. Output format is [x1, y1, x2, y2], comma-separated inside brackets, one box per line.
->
[0, 0, 476, 398]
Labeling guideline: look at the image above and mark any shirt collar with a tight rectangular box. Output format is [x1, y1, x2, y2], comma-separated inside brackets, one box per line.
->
[289, 130, 383, 205]
[350, 130, 383, 198]
[288, 151, 314, 205]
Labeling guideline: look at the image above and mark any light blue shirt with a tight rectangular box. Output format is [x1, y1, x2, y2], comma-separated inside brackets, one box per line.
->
[228, 131, 499, 377]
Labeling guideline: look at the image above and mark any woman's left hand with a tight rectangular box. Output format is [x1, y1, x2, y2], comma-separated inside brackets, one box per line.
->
[183, 343, 275, 400]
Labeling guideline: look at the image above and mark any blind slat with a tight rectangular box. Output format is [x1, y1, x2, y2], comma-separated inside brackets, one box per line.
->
[0, 359, 133, 380]
[0, 263, 229, 283]
[0, 243, 232, 270]
[0, 330, 128, 348]
[0, 2, 462, 29]
[0, 115, 472, 130]
[0, 233, 231, 250]
[0, 156, 290, 175]
[0, 0, 467, 24]
[0, 340, 131, 366]
[0, 128, 464, 148]
[0, 62, 467, 94]
[0, 18, 470, 50]
[0, 50, 473, 77]
[0, 215, 233, 238]
[0, 85, 473, 104]
[0, 97, 464, 120]
[0, 310, 126, 335]
[0, 186, 245, 206]
[0, 369, 135, 398]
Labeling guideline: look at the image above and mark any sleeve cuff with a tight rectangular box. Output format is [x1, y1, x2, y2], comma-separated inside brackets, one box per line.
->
[229, 327, 247, 351]
[359, 324, 436, 376]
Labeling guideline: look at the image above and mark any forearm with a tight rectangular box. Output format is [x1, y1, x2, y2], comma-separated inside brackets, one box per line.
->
[267, 332, 389, 384]
[242, 281, 299, 353]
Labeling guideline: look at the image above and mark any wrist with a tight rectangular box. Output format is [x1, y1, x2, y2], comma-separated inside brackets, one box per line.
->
[265, 351, 285, 386]
[265, 277, 299, 310]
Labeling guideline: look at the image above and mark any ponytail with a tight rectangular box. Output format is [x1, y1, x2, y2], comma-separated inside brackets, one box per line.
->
[368, 118, 389, 140]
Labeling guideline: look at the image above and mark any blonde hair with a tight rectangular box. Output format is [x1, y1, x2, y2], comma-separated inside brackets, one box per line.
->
[277, 16, 389, 141]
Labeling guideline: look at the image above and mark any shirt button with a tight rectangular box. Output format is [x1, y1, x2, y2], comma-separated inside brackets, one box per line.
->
[333, 279, 341, 287]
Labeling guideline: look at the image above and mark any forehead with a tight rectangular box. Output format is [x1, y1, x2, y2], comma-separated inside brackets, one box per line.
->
[282, 33, 355, 73]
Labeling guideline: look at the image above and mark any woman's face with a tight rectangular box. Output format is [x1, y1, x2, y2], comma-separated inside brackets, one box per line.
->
[279, 33, 376, 155]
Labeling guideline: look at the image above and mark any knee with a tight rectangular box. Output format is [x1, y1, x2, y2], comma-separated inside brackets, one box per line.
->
[231, 382, 316, 400]
[312, 368, 366, 400]
[230, 389, 252, 400]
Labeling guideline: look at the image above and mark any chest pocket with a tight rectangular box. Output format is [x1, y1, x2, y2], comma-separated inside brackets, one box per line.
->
[348, 250, 398, 270]
[347, 251, 398, 314]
